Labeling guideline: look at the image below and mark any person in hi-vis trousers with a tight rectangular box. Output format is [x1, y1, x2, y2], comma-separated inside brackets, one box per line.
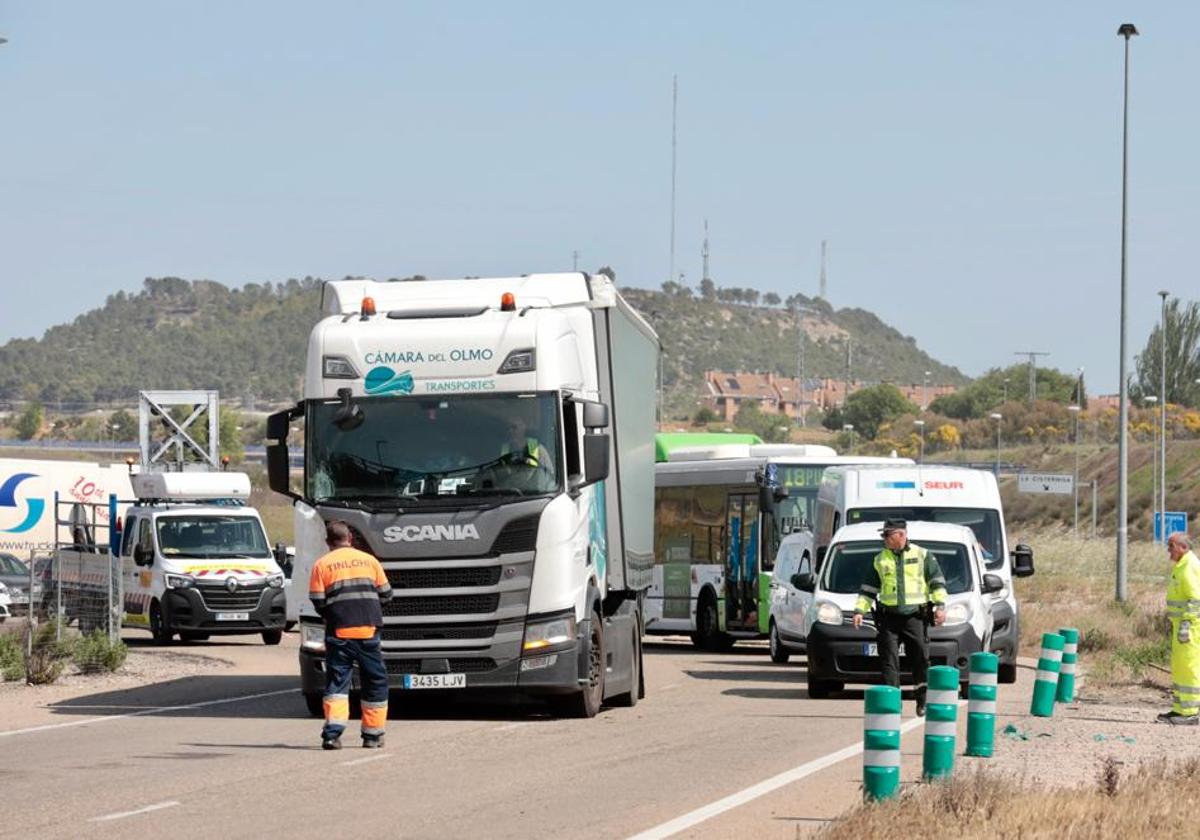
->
[309, 520, 393, 749]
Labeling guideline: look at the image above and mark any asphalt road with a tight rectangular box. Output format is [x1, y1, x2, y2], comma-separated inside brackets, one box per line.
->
[0, 635, 1002, 839]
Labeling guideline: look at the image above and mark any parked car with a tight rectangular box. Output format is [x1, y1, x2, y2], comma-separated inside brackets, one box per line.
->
[792, 521, 1001, 699]
[0, 552, 32, 617]
[767, 531, 816, 664]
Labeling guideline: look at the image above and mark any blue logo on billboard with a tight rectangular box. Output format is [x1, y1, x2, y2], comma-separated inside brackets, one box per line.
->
[364, 366, 414, 395]
[0, 473, 45, 534]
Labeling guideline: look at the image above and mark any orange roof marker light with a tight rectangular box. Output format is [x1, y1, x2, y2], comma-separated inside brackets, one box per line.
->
[361, 296, 377, 317]
[500, 292, 516, 312]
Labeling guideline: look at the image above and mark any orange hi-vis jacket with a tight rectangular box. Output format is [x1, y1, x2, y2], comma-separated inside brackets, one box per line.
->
[309, 547, 393, 639]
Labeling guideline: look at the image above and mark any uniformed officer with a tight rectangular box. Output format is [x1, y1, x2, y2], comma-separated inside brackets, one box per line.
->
[309, 520, 393, 750]
[852, 518, 947, 716]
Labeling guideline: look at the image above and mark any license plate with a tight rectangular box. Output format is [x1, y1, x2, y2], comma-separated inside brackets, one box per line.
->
[215, 612, 250, 622]
[863, 643, 906, 657]
[402, 673, 466, 690]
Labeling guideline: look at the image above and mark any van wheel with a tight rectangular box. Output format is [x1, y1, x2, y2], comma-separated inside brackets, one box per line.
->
[262, 629, 283, 646]
[180, 631, 209, 643]
[149, 600, 174, 645]
[611, 629, 641, 708]
[769, 621, 791, 664]
[806, 670, 840, 699]
[551, 607, 605, 718]
[998, 662, 1018, 684]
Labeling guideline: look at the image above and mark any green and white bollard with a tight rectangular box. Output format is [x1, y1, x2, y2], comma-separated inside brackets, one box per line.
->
[922, 665, 959, 781]
[863, 685, 902, 801]
[965, 651, 998, 757]
[1030, 632, 1064, 717]
[1056, 627, 1079, 704]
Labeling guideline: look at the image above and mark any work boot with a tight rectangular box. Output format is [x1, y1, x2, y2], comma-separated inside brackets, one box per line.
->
[1169, 714, 1199, 726]
[362, 735, 385, 749]
[915, 698, 926, 717]
[322, 736, 343, 751]
[1157, 711, 1178, 724]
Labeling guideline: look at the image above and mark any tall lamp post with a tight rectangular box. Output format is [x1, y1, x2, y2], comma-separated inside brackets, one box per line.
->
[1115, 22, 1139, 601]
[842, 423, 855, 455]
[913, 419, 926, 464]
[989, 413, 1003, 476]
[1158, 290, 1169, 536]
[922, 371, 931, 410]
[1146, 395, 1158, 540]
[1068, 405, 1081, 537]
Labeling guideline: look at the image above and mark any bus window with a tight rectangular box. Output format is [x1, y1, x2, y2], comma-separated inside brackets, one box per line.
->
[654, 487, 692, 564]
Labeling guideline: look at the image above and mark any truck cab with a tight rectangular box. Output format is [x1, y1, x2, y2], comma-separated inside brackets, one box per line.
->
[119, 472, 287, 644]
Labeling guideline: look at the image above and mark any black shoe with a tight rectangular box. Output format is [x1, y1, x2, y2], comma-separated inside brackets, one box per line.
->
[1157, 711, 1178, 724]
[322, 737, 342, 751]
[1170, 714, 1199, 726]
[362, 735, 385, 749]
[916, 700, 926, 718]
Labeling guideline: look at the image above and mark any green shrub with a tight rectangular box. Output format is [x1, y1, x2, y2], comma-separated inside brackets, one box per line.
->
[0, 634, 23, 681]
[72, 629, 128, 674]
[24, 621, 72, 685]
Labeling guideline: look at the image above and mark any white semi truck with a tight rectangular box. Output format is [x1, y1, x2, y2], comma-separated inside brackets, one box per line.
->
[268, 272, 659, 717]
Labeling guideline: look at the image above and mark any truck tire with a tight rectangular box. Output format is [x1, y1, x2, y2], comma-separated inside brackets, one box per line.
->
[149, 600, 174, 645]
[551, 607, 605, 718]
[998, 662, 1018, 684]
[610, 628, 641, 708]
[262, 629, 283, 646]
[769, 620, 790, 664]
[304, 692, 324, 718]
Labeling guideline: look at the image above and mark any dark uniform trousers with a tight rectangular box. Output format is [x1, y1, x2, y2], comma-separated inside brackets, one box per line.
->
[875, 609, 930, 700]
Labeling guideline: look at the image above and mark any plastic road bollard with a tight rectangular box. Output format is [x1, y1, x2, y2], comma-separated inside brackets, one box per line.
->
[923, 665, 959, 781]
[965, 652, 999, 757]
[1056, 627, 1079, 704]
[1030, 632, 1064, 717]
[863, 685, 901, 801]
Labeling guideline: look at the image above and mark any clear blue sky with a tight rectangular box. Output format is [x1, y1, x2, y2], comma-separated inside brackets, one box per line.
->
[2, 3, 1195, 392]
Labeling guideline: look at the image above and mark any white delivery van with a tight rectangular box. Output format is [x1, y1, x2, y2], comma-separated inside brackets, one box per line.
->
[118, 472, 287, 644]
[815, 465, 1034, 683]
[767, 529, 816, 663]
[795, 520, 1002, 698]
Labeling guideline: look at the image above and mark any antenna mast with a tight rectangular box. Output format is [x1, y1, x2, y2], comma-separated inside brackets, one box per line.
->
[819, 239, 828, 300]
[1014, 351, 1050, 405]
[668, 75, 678, 286]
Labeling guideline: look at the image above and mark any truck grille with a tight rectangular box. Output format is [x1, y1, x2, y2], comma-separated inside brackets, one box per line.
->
[386, 567, 501, 589]
[380, 622, 497, 642]
[382, 594, 499, 617]
[196, 583, 266, 612]
[386, 657, 495, 675]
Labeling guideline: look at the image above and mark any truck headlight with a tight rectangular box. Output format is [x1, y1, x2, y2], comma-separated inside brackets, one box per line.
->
[523, 613, 576, 652]
[266, 573, 285, 589]
[815, 601, 844, 626]
[164, 574, 194, 589]
[301, 623, 326, 652]
[943, 603, 971, 625]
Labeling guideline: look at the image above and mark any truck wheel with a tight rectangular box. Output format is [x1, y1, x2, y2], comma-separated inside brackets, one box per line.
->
[262, 629, 283, 646]
[149, 600, 174, 645]
[769, 621, 790, 664]
[551, 607, 605, 718]
[303, 692, 324, 718]
[998, 662, 1018, 684]
[611, 629, 641, 708]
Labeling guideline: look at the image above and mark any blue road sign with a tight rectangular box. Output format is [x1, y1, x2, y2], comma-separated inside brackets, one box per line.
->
[1155, 511, 1188, 542]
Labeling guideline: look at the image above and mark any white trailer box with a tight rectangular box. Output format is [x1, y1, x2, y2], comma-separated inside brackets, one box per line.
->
[0, 458, 134, 553]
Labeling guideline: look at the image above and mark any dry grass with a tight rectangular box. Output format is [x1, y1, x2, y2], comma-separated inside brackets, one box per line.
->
[1016, 529, 1171, 687]
[819, 759, 1200, 839]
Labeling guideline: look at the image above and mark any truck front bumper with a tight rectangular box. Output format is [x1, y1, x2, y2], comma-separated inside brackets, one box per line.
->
[806, 620, 983, 685]
[163, 587, 287, 635]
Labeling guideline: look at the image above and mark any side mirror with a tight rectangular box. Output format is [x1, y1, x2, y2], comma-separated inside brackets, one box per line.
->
[773, 486, 790, 502]
[581, 401, 610, 430]
[133, 545, 152, 567]
[982, 573, 1005, 594]
[1011, 544, 1035, 578]
[274, 542, 294, 578]
[582, 434, 610, 484]
[791, 573, 815, 592]
[267, 403, 303, 500]
[815, 545, 828, 572]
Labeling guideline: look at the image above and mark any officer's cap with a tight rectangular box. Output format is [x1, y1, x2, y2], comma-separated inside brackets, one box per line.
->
[879, 517, 907, 534]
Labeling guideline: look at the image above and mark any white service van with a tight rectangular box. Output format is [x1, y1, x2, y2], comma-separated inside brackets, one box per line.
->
[118, 472, 288, 644]
[794, 520, 1002, 698]
[767, 529, 816, 663]
[815, 465, 1034, 682]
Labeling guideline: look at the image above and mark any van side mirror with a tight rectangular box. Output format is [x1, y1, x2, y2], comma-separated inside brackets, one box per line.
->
[1011, 544, 1035, 578]
[133, 545, 152, 567]
[274, 542, 294, 577]
[982, 573, 1005, 594]
[815, 545, 828, 572]
[791, 573, 815, 592]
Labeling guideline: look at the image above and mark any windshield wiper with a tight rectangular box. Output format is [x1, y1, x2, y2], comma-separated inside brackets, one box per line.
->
[316, 497, 406, 514]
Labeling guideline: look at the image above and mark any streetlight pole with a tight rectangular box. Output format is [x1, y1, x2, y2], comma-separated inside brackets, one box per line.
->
[842, 423, 855, 455]
[1158, 290, 1168, 536]
[922, 371, 931, 411]
[1115, 22, 1138, 601]
[914, 419, 926, 464]
[1146, 395, 1158, 541]
[1068, 405, 1081, 537]
[990, 413, 1003, 476]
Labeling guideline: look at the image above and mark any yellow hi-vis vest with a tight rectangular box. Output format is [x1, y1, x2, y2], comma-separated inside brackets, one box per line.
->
[1167, 550, 1200, 632]
[501, 437, 541, 466]
[855, 543, 947, 615]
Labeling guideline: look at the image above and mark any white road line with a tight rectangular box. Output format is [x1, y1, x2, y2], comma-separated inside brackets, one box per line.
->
[89, 800, 181, 822]
[0, 688, 296, 739]
[341, 752, 392, 767]
[493, 722, 532, 732]
[658, 683, 679, 691]
[626, 705, 964, 840]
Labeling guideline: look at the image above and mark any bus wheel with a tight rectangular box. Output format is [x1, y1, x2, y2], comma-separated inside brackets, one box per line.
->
[149, 600, 174, 645]
[769, 621, 790, 664]
[691, 592, 730, 651]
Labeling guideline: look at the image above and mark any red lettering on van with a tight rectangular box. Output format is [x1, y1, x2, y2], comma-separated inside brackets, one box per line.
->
[924, 481, 965, 490]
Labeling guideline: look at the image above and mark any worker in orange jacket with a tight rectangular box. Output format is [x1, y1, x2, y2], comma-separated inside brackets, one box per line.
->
[309, 520, 393, 749]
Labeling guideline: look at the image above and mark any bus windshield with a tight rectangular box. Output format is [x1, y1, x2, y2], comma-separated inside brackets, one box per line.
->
[156, 516, 271, 559]
[307, 393, 562, 503]
[846, 507, 1004, 570]
[823, 540, 974, 595]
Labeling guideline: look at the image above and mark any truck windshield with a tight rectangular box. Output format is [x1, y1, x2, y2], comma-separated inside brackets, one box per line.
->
[156, 516, 272, 559]
[847, 507, 1004, 570]
[307, 393, 562, 503]
[822, 540, 973, 595]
